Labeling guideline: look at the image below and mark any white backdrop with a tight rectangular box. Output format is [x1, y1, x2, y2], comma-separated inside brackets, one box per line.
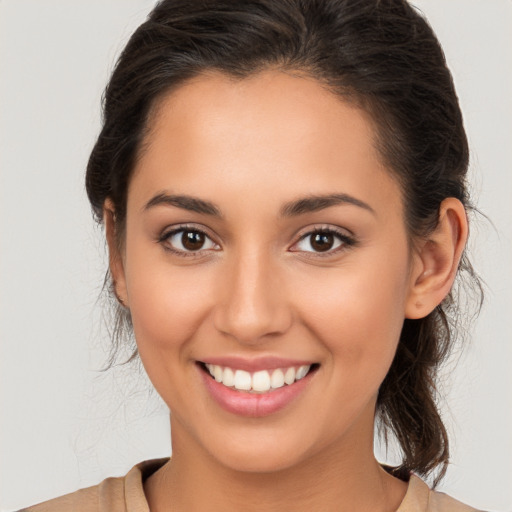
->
[1, 1, 511, 511]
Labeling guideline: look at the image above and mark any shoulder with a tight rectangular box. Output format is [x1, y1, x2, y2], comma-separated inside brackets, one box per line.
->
[19, 475, 129, 512]
[399, 474, 484, 512]
[19, 458, 169, 512]
[18, 477, 121, 512]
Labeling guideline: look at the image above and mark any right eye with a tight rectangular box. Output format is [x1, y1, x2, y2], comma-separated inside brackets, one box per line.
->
[160, 227, 219, 255]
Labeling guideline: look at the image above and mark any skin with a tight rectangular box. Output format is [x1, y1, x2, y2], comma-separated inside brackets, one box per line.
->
[105, 70, 467, 511]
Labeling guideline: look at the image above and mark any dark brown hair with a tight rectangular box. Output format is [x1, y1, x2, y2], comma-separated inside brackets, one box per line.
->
[86, 0, 481, 484]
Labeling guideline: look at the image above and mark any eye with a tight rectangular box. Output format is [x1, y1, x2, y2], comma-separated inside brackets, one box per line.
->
[292, 228, 354, 254]
[161, 227, 219, 254]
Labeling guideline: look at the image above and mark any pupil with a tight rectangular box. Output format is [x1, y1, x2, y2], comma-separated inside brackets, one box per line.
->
[182, 231, 205, 251]
[311, 233, 333, 252]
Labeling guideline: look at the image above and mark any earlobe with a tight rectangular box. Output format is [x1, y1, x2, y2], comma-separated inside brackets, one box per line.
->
[103, 199, 128, 308]
[405, 198, 468, 319]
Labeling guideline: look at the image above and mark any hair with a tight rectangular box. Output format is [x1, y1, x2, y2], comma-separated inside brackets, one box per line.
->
[86, 0, 482, 485]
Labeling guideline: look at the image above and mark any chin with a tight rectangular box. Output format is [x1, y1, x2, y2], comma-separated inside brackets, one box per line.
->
[214, 444, 307, 474]
[193, 424, 325, 475]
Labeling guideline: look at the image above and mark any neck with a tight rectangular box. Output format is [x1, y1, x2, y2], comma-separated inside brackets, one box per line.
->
[144, 413, 407, 512]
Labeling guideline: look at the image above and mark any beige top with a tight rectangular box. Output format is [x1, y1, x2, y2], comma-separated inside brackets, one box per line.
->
[21, 458, 482, 512]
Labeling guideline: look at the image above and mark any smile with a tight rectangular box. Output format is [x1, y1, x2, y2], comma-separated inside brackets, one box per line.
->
[204, 364, 312, 393]
[198, 360, 319, 417]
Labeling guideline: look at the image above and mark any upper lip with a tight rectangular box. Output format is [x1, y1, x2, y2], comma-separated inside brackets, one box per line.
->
[198, 356, 317, 372]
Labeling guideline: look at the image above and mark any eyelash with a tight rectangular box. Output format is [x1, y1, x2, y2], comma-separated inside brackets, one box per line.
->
[158, 225, 356, 258]
[292, 226, 357, 257]
[158, 225, 219, 258]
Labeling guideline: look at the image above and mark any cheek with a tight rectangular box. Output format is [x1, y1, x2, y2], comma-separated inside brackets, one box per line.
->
[123, 240, 216, 363]
[123, 251, 221, 414]
[296, 254, 410, 383]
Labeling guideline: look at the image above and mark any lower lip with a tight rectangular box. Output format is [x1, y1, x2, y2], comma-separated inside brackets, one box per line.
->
[199, 366, 315, 418]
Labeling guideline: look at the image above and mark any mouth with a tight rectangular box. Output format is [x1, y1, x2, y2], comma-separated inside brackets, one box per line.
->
[198, 361, 320, 394]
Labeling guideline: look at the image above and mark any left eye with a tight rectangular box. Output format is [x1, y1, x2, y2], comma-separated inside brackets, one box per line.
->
[164, 229, 218, 252]
[294, 231, 347, 253]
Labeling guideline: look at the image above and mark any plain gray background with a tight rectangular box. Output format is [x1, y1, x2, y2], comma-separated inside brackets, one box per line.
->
[1, 1, 511, 511]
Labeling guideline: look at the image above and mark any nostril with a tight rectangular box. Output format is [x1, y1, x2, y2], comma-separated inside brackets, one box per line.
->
[212, 281, 293, 343]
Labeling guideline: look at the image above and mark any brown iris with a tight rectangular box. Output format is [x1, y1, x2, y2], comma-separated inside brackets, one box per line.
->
[310, 232, 335, 252]
[182, 230, 205, 251]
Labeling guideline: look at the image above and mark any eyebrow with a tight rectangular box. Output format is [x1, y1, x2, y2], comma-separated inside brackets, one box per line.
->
[280, 193, 375, 217]
[143, 193, 222, 217]
[143, 192, 375, 218]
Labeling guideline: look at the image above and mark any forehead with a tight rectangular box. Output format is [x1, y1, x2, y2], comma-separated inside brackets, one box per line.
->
[144, 70, 376, 162]
[131, 70, 401, 218]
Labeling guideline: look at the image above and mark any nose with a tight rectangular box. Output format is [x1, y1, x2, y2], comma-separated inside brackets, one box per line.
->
[213, 248, 293, 345]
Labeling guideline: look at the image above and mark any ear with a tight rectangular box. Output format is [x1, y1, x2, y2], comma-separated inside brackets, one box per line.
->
[103, 199, 129, 308]
[405, 198, 468, 319]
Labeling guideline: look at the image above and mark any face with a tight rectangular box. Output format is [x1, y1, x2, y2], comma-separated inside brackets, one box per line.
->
[114, 71, 420, 473]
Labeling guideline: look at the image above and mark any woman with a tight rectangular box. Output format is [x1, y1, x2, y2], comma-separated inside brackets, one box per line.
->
[16, 0, 492, 510]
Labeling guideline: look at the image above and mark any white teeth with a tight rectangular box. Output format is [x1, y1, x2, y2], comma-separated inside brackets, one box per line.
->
[204, 363, 312, 393]
[270, 368, 285, 389]
[234, 370, 252, 391]
[284, 367, 296, 385]
[222, 367, 234, 387]
[213, 365, 223, 382]
[252, 370, 271, 392]
[296, 365, 309, 380]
